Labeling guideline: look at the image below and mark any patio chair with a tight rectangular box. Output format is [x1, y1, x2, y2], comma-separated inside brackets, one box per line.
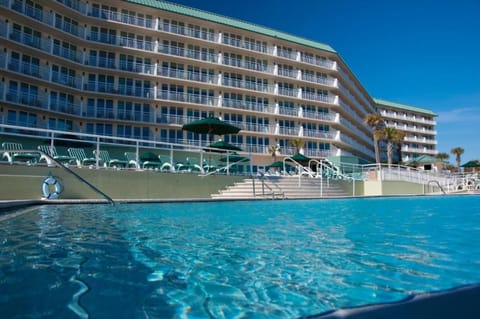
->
[68, 147, 98, 167]
[203, 158, 218, 173]
[158, 154, 175, 172]
[124, 152, 140, 169]
[93, 150, 128, 168]
[38, 145, 75, 165]
[176, 156, 204, 174]
[124, 152, 162, 169]
[2, 142, 39, 164]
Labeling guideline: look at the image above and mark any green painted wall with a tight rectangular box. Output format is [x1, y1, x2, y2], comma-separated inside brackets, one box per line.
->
[0, 165, 244, 200]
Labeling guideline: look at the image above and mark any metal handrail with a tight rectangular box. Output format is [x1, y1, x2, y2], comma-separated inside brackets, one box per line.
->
[6, 149, 115, 205]
[427, 180, 446, 195]
[253, 173, 285, 199]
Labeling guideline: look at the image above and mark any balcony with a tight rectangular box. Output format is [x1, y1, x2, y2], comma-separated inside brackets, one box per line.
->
[279, 126, 299, 136]
[303, 110, 335, 121]
[158, 44, 217, 63]
[157, 90, 217, 106]
[300, 54, 335, 70]
[278, 106, 298, 117]
[277, 48, 296, 60]
[222, 78, 271, 93]
[222, 56, 271, 74]
[301, 73, 336, 87]
[91, 7, 154, 29]
[56, 0, 88, 14]
[157, 67, 217, 84]
[5, 90, 47, 109]
[52, 43, 83, 63]
[302, 92, 335, 104]
[303, 130, 335, 139]
[160, 22, 217, 42]
[222, 35, 270, 54]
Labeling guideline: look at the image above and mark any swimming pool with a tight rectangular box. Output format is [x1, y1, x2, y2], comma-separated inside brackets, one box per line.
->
[1, 196, 479, 318]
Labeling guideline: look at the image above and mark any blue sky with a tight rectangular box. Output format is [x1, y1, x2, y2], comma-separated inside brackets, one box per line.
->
[171, 0, 480, 163]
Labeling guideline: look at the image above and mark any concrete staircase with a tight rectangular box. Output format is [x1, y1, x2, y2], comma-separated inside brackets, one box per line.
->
[211, 176, 352, 199]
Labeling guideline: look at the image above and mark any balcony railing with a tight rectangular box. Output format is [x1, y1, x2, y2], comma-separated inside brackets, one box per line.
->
[119, 61, 154, 75]
[90, 7, 154, 29]
[278, 87, 297, 97]
[302, 92, 335, 104]
[222, 78, 271, 93]
[56, 0, 88, 14]
[158, 44, 217, 63]
[222, 35, 270, 54]
[52, 43, 83, 63]
[300, 54, 335, 70]
[303, 130, 334, 139]
[277, 48, 296, 60]
[160, 22, 217, 42]
[279, 126, 299, 136]
[303, 110, 335, 121]
[278, 107, 298, 116]
[157, 67, 217, 84]
[157, 90, 217, 106]
[5, 89, 47, 109]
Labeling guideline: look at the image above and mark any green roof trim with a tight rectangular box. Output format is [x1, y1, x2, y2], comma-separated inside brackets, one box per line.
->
[374, 98, 437, 117]
[124, 0, 336, 53]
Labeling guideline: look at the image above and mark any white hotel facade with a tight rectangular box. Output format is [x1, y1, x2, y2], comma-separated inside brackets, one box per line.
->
[0, 0, 437, 165]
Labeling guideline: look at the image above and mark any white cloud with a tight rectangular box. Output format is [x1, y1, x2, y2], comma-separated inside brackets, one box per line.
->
[436, 106, 480, 124]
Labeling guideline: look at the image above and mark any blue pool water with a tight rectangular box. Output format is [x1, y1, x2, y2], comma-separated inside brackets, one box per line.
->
[1, 196, 479, 318]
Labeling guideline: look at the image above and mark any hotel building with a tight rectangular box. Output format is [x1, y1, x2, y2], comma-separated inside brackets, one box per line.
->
[375, 99, 437, 162]
[0, 0, 436, 166]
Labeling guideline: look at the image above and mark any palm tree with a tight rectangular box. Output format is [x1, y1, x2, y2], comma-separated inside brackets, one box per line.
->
[450, 147, 464, 172]
[268, 144, 280, 163]
[393, 130, 407, 164]
[364, 113, 385, 164]
[289, 138, 305, 154]
[378, 127, 399, 168]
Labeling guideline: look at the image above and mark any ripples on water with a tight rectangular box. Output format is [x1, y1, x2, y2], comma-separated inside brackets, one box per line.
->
[0, 196, 479, 318]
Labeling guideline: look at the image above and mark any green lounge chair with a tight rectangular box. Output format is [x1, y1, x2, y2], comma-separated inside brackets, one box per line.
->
[125, 152, 162, 169]
[38, 145, 75, 165]
[93, 150, 128, 168]
[68, 148, 98, 167]
[2, 142, 39, 164]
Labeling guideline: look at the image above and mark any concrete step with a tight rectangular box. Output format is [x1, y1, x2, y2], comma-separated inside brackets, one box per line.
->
[212, 176, 351, 199]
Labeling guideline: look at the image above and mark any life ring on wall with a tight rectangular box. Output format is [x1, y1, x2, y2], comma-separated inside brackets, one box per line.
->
[42, 176, 62, 199]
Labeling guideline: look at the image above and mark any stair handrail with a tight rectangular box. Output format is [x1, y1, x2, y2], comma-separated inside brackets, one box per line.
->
[254, 173, 285, 199]
[201, 157, 250, 177]
[426, 180, 446, 195]
[9, 149, 115, 205]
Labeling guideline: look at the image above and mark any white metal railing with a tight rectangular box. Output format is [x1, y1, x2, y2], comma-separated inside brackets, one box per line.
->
[0, 123, 252, 176]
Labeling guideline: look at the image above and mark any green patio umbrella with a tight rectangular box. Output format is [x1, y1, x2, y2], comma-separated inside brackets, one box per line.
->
[219, 153, 249, 163]
[205, 140, 242, 153]
[461, 160, 480, 168]
[182, 117, 241, 135]
[287, 153, 311, 163]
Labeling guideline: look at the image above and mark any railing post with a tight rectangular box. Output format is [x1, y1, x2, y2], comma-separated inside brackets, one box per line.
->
[252, 177, 256, 197]
[95, 136, 100, 169]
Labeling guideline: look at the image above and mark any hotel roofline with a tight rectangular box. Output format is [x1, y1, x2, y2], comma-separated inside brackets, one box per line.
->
[374, 98, 437, 117]
[124, 0, 336, 53]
